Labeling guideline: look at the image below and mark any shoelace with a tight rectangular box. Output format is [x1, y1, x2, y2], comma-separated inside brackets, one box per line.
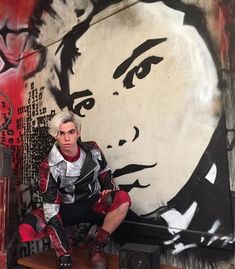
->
[94, 244, 105, 255]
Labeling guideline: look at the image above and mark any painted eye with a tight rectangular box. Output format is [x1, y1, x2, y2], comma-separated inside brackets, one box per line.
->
[0, 23, 29, 74]
[72, 97, 95, 117]
[123, 56, 163, 89]
[70, 90, 95, 117]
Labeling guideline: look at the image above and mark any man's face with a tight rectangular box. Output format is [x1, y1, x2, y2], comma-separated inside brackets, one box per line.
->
[45, 2, 222, 215]
[56, 121, 80, 155]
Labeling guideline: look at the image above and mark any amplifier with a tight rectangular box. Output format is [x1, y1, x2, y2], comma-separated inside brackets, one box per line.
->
[119, 243, 160, 269]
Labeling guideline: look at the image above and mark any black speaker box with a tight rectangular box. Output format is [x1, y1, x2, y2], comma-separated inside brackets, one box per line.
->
[119, 242, 160, 269]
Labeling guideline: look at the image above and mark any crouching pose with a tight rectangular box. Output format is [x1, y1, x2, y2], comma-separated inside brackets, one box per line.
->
[18, 111, 131, 269]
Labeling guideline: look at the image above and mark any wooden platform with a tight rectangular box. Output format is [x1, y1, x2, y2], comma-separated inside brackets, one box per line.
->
[17, 246, 181, 269]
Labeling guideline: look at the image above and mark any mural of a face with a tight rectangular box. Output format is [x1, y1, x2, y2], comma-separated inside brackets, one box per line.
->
[18, 0, 235, 258]
[41, 2, 222, 216]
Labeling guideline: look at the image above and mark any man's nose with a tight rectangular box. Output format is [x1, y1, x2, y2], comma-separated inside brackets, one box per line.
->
[64, 133, 70, 140]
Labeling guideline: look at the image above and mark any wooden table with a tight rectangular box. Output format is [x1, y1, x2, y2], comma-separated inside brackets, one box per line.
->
[18, 247, 117, 269]
[17, 246, 181, 269]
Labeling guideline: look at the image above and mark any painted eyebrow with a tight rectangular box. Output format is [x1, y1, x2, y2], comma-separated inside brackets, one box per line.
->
[113, 38, 167, 79]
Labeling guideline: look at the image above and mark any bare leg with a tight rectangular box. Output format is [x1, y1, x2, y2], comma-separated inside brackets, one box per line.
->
[89, 201, 130, 268]
[101, 202, 130, 234]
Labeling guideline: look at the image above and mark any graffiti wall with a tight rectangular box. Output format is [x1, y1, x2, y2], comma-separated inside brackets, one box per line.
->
[0, 0, 234, 268]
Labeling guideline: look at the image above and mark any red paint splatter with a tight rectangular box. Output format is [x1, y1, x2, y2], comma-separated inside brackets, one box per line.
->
[0, 0, 37, 175]
[218, 1, 235, 69]
[0, 0, 36, 27]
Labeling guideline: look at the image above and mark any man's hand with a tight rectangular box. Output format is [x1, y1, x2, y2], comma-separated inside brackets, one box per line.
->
[100, 189, 112, 196]
[99, 189, 113, 208]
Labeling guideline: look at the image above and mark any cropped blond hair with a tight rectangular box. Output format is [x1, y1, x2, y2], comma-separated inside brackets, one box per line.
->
[48, 111, 81, 138]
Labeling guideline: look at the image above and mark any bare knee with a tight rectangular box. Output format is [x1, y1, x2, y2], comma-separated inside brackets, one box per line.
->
[118, 201, 130, 215]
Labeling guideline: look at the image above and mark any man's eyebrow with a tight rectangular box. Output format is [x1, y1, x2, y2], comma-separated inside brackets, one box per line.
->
[113, 38, 167, 79]
[59, 128, 76, 133]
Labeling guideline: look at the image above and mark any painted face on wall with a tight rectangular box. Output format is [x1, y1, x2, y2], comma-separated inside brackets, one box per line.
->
[42, 1, 222, 215]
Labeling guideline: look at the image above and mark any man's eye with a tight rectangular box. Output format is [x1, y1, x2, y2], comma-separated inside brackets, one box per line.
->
[69, 130, 76, 135]
[123, 56, 163, 89]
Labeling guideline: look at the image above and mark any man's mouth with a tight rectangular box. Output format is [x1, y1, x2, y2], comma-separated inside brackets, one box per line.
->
[113, 162, 157, 178]
[63, 144, 71, 147]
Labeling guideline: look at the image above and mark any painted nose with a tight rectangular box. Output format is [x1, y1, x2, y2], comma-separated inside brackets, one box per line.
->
[107, 126, 139, 149]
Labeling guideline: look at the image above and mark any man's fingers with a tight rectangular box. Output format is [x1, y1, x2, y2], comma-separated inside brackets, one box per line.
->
[101, 189, 112, 195]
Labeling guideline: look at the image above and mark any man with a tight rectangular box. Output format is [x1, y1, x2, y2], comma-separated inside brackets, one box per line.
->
[19, 110, 131, 269]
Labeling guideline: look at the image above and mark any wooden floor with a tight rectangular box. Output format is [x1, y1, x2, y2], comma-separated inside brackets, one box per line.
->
[17, 246, 180, 269]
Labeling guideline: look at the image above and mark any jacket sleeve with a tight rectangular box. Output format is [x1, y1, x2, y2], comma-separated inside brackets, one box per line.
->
[39, 158, 70, 257]
[93, 143, 116, 191]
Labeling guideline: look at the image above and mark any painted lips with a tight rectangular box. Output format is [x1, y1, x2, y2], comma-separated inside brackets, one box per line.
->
[113, 162, 157, 178]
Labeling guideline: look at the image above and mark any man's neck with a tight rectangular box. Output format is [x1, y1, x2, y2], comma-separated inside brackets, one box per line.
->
[59, 145, 81, 162]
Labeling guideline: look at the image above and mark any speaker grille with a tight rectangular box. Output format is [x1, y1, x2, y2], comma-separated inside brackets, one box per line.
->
[128, 252, 150, 269]
[119, 243, 160, 269]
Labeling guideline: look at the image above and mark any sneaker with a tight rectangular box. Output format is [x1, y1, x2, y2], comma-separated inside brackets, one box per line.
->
[90, 242, 107, 269]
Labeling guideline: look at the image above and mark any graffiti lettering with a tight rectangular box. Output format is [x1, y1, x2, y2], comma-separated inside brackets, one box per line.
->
[0, 93, 13, 130]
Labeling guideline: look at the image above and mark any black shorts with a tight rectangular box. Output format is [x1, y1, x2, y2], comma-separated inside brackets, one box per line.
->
[59, 193, 104, 226]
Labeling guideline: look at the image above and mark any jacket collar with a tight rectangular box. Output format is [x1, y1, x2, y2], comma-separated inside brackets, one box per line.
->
[48, 142, 64, 167]
[48, 141, 97, 176]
